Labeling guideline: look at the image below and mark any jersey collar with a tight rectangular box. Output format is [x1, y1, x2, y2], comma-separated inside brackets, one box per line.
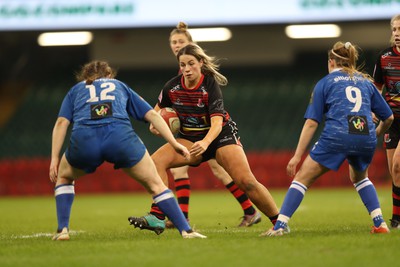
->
[181, 74, 205, 90]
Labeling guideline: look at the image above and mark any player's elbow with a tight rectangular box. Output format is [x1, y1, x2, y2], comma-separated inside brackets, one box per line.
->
[305, 119, 319, 129]
[384, 114, 394, 127]
[144, 109, 158, 123]
[54, 117, 70, 128]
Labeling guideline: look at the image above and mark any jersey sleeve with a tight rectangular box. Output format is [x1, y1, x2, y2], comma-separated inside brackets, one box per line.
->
[304, 79, 325, 123]
[373, 51, 384, 86]
[157, 87, 173, 108]
[126, 88, 153, 121]
[58, 90, 74, 122]
[206, 77, 225, 117]
[157, 77, 176, 108]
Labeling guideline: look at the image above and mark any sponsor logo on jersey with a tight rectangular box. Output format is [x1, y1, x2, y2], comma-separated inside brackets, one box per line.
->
[187, 117, 199, 124]
[173, 98, 183, 105]
[91, 102, 113, 119]
[347, 115, 369, 135]
[197, 99, 204, 108]
[382, 51, 393, 58]
[219, 136, 233, 143]
[171, 85, 180, 92]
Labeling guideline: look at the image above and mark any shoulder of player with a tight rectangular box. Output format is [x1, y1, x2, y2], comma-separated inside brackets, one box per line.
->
[68, 81, 86, 95]
[163, 74, 182, 88]
[377, 47, 398, 57]
[312, 72, 337, 93]
[201, 74, 218, 88]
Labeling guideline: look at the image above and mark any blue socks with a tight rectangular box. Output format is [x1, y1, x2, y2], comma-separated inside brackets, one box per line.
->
[274, 178, 385, 230]
[280, 181, 308, 218]
[274, 181, 308, 230]
[153, 189, 191, 232]
[354, 178, 384, 227]
[54, 184, 75, 231]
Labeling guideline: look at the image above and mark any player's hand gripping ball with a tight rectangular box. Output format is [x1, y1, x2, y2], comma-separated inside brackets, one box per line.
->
[158, 107, 180, 134]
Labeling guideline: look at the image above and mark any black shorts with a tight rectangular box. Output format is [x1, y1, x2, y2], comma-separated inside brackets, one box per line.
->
[178, 120, 242, 164]
[384, 117, 400, 149]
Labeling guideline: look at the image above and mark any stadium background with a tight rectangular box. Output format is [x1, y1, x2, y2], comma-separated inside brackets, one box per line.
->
[0, 1, 396, 195]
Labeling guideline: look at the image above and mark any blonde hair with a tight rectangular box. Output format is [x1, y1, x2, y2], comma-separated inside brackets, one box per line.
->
[390, 14, 400, 46]
[76, 61, 116, 85]
[169, 22, 193, 43]
[328, 41, 371, 81]
[177, 44, 228, 86]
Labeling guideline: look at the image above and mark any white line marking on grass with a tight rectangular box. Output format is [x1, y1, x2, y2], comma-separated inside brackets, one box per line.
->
[13, 233, 53, 238]
[12, 230, 85, 239]
[200, 228, 261, 233]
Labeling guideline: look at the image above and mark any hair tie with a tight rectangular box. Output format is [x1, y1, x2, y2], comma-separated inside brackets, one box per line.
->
[331, 50, 348, 60]
[344, 42, 352, 49]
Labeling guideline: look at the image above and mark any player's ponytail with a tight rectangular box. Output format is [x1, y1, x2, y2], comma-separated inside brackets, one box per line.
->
[328, 41, 372, 81]
[76, 61, 116, 84]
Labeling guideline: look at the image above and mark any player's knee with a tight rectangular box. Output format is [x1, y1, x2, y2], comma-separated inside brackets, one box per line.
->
[210, 168, 225, 180]
[235, 175, 257, 192]
[393, 162, 400, 186]
[393, 161, 400, 176]
[170, 166, 189, 178]
[392, 161, 400, 186]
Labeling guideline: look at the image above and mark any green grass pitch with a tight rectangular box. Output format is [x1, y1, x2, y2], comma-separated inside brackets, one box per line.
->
[0, 187, 398, 267]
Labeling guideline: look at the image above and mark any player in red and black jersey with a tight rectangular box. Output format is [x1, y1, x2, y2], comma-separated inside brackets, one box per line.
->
[373, 14, 400, 229]
[163, 22, 261, 229]
[130, 44, 279, 236]
[159, 74, 231, 138]
[155, 72, 243, 166]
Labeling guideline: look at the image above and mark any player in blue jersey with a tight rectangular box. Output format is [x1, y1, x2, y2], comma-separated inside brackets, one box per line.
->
[129, 44, 279, 236]
[373, 14, 400, 229]
[264, 41, 394, 236]
[49, 60, 206, 240]
[162, 22, 260, 229]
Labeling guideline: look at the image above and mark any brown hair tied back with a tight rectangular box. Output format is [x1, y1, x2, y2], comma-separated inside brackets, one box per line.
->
[76, 61, 116, 85]
[328, 41, 358, 69]
[328, 41, 372, 80]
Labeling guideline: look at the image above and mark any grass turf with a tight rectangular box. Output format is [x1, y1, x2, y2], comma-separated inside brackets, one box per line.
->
[0, 188, 398, 267]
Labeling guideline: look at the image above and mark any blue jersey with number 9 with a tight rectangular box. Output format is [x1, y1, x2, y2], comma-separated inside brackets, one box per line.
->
[305, 70, 392, 153]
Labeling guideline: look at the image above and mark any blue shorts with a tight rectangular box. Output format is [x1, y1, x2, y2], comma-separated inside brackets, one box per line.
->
[65, 122, 146, 173]
[309, 141, 374, 172]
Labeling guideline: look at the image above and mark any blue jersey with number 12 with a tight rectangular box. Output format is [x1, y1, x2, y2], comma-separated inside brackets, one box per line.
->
[305, 70, 392, 153]
[58, 78, 152, 129]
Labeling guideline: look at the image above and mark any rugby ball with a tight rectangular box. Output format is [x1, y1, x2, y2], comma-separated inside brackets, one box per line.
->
[158, 107, 180, 134]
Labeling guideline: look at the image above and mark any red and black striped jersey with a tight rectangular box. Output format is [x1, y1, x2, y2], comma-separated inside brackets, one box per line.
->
[158, 74, 230, 136]
[373, 46, 400, 116]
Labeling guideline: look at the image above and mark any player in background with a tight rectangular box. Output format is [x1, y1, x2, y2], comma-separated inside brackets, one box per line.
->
[372, 14, 400, 229]
[162, 22, 261, 228]
[49, 60, 206, 240]
[128, 44, 279, 236]
[265, 41, 393, 236]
